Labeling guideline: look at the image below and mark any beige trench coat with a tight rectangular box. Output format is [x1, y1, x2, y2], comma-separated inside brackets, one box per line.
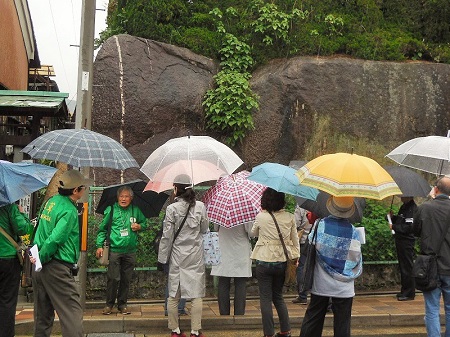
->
[158, 198, 209, 299]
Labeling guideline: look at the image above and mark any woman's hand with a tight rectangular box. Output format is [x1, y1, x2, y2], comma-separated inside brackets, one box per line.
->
[131, 223, 141, 232]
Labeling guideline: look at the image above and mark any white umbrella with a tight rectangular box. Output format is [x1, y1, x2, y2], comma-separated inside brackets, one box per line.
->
[141, 135, 243, 192]
[21, 129, 138, 170]
[386, 136, 450, 175]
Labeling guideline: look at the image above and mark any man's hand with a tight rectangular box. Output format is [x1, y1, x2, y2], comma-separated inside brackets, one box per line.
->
[131, 223, 141, 232]
[96, 247, 103, 259]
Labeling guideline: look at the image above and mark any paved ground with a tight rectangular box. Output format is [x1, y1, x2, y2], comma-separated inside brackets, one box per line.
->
[16, 293, 438, 336]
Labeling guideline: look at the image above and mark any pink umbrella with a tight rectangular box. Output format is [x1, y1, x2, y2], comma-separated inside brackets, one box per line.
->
[144, 160, 228, 193]
[202, 171, 266, 228]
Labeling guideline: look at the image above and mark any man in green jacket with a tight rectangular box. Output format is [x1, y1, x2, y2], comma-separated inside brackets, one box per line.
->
[32, 170, 93, 337]
[95, 186, 147, 315]
[0, 203, 33, 337]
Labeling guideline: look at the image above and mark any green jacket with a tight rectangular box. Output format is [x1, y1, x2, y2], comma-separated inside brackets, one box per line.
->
[33, 195, 80, 264]
[96, 203, 147, 253]
[0, 204, 33, 258]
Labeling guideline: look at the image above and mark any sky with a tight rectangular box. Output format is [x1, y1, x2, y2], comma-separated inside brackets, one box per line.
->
[28, 0, 108, 103]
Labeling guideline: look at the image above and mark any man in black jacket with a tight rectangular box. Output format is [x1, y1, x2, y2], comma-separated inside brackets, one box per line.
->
[390, 197, 417, 301]
[413, 176, 450, 337]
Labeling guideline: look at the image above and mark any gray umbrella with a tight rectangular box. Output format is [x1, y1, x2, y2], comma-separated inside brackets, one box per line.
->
[295, 191, 366, 223]
[21, 129, 138, 170]
[383, 166, 431, 197]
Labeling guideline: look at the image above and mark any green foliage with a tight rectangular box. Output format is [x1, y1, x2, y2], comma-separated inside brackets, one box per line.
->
[356, 200, 398, 262]
[203, 7, 258, 146]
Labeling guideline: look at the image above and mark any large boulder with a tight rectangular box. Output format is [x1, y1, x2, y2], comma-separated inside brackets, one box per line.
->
[92, 34, 450, 186]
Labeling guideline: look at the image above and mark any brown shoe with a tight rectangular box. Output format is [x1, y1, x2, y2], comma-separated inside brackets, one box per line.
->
[102, 306, 112, 315]
[119, 306, 131, 315]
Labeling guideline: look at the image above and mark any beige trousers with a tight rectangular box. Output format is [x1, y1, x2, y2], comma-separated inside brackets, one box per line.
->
[168, 287, 203, 331]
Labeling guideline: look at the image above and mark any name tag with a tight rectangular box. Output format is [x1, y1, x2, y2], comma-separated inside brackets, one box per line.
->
[405, 218, 413, 223]
[120, 229, 129, 237]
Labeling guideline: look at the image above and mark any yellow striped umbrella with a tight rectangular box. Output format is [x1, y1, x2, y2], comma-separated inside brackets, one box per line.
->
[295, 153, 401, 200]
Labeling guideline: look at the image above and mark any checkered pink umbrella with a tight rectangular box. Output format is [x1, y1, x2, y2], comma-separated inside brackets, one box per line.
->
[202, 171, 267, 228]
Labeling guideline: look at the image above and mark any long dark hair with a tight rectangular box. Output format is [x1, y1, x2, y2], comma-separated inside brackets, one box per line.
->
[261, 187, 285, 212]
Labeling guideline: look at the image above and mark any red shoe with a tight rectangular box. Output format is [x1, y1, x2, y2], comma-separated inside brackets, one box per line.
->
[171, 332, 186, 337]
[190, 333, 205, 337]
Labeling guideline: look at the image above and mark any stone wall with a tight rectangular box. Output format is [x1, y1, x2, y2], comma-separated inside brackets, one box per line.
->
[86, 264, 400, 300]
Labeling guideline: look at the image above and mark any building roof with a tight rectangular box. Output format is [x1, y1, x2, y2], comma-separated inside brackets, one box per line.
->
[0, 90, 68, 117]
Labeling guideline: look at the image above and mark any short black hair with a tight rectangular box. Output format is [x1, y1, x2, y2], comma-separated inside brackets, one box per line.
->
[261, 187, 285, 212]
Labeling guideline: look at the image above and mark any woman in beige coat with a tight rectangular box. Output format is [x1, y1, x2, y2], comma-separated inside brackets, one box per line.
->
[251, 188, 300, 337]
[158, 181, 209, 337]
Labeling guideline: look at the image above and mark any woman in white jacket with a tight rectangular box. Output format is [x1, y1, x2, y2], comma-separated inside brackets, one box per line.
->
[158, 179, 209, 337]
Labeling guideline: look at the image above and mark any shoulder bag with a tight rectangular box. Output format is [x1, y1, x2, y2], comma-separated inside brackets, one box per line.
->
[269, 211, 298, 285]
[413, 223, 450, 292]
[300, 220, 318, 293]
[98, 207, 114, 266]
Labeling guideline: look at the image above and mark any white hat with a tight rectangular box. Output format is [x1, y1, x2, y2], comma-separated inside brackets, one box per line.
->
[59, 170, 94, 190]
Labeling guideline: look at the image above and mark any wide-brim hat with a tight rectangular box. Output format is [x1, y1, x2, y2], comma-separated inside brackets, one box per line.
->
[59, 170, 94, 190]
[326, 196, 356, 218]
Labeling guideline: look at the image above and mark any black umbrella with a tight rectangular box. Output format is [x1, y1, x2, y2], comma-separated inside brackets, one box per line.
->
[383, 166, 431, 198]
[295, 191, 366, 223]
[95, 180, 169, 218]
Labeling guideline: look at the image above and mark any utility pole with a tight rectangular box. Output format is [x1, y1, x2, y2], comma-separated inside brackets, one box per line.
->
[75, 0, 96, 308]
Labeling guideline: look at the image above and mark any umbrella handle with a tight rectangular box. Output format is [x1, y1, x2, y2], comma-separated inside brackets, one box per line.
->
[389, 196, 394, 211]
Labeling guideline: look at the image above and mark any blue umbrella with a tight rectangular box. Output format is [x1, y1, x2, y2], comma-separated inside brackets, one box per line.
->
[0, 160, 57, 206]
[248, 162, 319, 200]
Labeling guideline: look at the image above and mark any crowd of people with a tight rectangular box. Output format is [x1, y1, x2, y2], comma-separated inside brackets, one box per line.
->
[2, 170, 450, 337]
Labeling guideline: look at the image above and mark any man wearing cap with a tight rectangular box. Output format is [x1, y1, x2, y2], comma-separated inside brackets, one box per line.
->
[31, 170, 93, 337]
[413, 176, 450, 337]
[300, 196, 363, 337]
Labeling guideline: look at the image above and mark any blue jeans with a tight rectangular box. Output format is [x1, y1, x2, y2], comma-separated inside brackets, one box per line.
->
[423, 274, 450, 337]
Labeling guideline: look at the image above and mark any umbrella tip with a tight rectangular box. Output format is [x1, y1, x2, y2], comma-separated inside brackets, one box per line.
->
[351, 147, 354, 155]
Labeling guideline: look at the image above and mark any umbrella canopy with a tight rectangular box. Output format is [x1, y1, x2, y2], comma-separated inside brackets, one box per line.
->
[384, 166, 431, 197]
[296, 153, 401, 200]
[202, 171, 266, 228]
[22, 128, 139, 170]
[248, 162, 319, 200]
[386, 136, 450, 175]
[144, 160, 228, 193]
[95, 180, 169, 218]
[295, 191, 366, 223]
[140, 135, 243, 192]
[0, 160, 57, 206]
[289, 160, 308, 170]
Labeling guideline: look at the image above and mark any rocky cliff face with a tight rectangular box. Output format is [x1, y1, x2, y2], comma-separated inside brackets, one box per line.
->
[92, 34, 450, 186]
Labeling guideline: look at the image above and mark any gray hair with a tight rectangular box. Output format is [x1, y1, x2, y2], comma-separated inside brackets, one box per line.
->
[117, 186, 134, 198]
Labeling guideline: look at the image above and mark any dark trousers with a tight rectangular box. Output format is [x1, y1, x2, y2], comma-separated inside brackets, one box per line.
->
[217, 276, 247, 315]
[106, 252, 136, 309]
[255, 262, 290, 336]
[33, 260, 83, 337]
[0, 257, 21, 337]
[395, 237, 415, 298]
[300, 294, 353, 337]
[296, 246, 308, 299]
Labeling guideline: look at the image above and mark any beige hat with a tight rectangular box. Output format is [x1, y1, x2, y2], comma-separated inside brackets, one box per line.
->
[326, 196, 355, 218]
[59, 170, 94, 190]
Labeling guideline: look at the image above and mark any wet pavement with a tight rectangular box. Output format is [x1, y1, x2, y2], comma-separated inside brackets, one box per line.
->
[16, 293, 437, 336]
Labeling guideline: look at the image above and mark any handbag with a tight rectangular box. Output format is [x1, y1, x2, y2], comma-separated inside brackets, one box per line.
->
[413, 223, 450, 292]
[203, 230, 221, 266]
[300, 220, 318, 293]
[269, 211, 298, 285]
[98, 207, 114, 266]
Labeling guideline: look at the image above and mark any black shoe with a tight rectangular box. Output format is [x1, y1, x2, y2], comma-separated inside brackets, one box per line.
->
[397, 296, 415, 301]
[292, 297, 307, 304]
[275, 332, 291, 337]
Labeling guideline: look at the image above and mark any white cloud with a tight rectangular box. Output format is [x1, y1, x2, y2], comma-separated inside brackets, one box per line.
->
[28, 0, 108, 102]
